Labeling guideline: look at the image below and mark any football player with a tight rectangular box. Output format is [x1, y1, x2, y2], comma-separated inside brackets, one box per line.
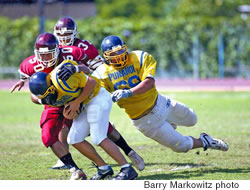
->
[54, 17, 144, 171]
[10, 32, 97, 179]
[29, 60, 138, 180]
[59, 35, 229, 156]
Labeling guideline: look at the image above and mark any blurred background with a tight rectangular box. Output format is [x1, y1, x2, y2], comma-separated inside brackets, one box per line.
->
[0, 0, 249, 79]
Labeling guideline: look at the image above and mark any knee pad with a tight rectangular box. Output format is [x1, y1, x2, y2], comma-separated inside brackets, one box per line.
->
[140, 122, 193, 153]
[171, 136, 193, 153]
[189, 112, 197, 126]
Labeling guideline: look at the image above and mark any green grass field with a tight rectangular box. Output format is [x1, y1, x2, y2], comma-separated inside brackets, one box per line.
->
[0, 90, 250, 180]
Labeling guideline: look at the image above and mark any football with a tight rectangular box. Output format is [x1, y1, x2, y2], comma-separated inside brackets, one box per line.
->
[63, 104, 79, 120]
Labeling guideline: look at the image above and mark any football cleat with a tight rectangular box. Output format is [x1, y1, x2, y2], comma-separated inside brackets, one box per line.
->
[69, 167, 87, 180]
[128, 150, 145, 171]
[200, 133, 229, 151]
[50, 159, 73, 170]
[90, 165, 114, 180]
[113, 165, 138, 180]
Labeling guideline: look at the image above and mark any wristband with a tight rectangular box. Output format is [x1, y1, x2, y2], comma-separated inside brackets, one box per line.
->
[127, 89, 133, 97]
[38, 99, 42, 104]
[74, 65, 79, 73]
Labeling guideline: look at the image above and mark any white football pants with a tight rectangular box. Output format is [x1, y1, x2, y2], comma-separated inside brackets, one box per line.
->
[132, 93, 197, 152]
[67, 87, 112, 145]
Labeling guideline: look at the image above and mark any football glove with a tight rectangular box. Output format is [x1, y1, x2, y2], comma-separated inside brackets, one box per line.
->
[57, 63, 78, 81]
[111, 89, 133, 102]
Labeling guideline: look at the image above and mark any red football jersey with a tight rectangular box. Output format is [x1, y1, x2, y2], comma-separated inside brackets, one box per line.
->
[72, 38, 104, 71]
[73, 38, 99, 59]
[18, 46, 94, 80]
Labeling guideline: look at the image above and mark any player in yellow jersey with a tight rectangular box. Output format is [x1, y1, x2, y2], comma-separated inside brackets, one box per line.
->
[89, 35, 229, 155]
[29, 60, 138, 180]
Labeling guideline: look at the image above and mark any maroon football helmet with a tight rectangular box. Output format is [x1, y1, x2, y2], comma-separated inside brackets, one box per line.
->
[34, 32, 59, 68]
[54, 17, 77, 46]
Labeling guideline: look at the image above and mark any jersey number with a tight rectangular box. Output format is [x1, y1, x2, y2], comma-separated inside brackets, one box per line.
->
[62, 47, 74, 60]
[114, 75, 141, 90]
[28, 57, 45, 72]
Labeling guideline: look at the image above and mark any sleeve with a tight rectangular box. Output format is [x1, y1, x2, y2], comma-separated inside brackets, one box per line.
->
[75, 72, 88, 88]
[18, 56, 36, 80]
[82, 41, 99, 60]
[92, 67, 112, 93]
[71, 46, 87, 62]
[139, 53, 157, 81]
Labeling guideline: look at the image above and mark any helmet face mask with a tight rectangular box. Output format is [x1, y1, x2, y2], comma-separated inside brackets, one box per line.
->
[34, 33, 59, 68]
[54, 17, 77, 46]
[103, 45, 128, 68]
[101, 35, 128, 69]
[35, 47, 59, 68]
[37, 85, 56, 99]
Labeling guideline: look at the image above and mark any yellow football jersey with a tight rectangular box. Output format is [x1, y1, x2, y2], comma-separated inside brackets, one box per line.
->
[50, 60, 101, 107]
[93, 50, 158, 119]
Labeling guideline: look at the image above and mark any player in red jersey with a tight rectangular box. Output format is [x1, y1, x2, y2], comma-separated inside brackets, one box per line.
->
[53, 17, 145, 171]
[10, 32, 101, 179]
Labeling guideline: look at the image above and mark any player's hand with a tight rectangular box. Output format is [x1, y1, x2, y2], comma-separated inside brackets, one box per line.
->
[111, 89, 133, 102]
[88, 55, 104, 72]
[10, 80, 25, 93]
[57, 63, 77, 81]
[63, 101, 81, 120]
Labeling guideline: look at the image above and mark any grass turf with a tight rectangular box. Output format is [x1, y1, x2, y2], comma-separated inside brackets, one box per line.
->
[0, 90, 249, 180]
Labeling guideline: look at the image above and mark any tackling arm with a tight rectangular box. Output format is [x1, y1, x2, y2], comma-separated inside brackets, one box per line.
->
[77, 64, 90, 75]
[111, 77, 155, 102]
[130, 77, 155, 96]
[10, 80, 25, 93]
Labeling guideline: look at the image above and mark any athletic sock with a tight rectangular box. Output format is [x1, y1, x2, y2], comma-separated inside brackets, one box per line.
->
[60, 153, 79, 169]
[98, 165, 109, 170]
[114, 135, 132, 155]
[121, 164, 130, 169]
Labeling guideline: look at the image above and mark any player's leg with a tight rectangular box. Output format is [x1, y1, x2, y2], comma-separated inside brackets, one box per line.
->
[134, 117, 194, 152]
[164, 96, 228, 151]
[107, 122, 145, 171]
[166, 98, 197, 127]
[40, 106, 86, 179]
[87, 88, 138, 180]
[133, 94, 228, 152]
[51, 126, 70, 170]
[67, 108, 114, 180]
[58, 126, 69, 150]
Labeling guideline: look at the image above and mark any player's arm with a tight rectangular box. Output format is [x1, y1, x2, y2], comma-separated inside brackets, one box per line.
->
[30, 92, 57, 106]
[10, 63, 32, 93]
[111, 77, 154, 102]
[129, 77, 155, 96]
[10, 70, 30, 93]
[11, 55, 38, 93]
[112, 52, 156, 102]
[30, 93, 41, 105]
[61, 55, 104, 78]
[10, 80, 25, 93]
[77, 63, 90, 75]
[57, 61, 90, 80]
[64, 76, 97, 118]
